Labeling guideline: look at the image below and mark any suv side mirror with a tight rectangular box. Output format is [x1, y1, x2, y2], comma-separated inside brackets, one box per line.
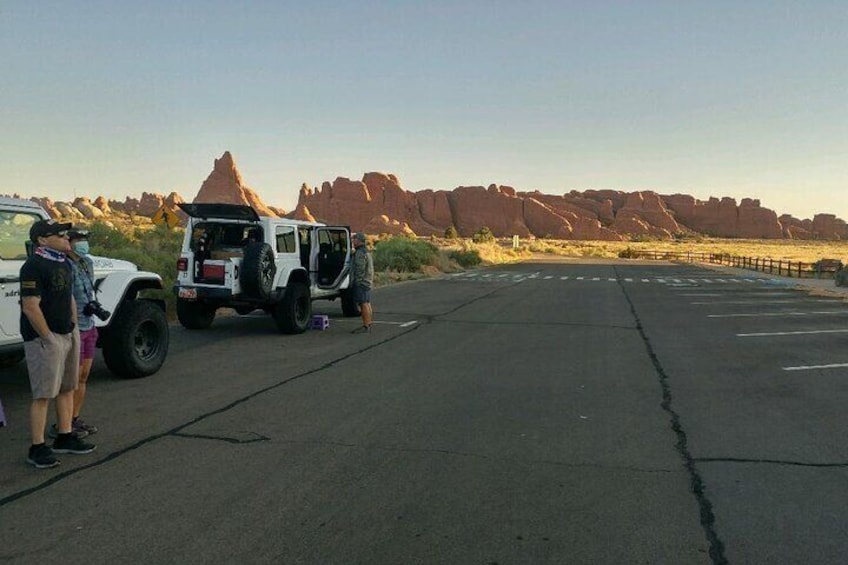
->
[25, 240, 34, 257]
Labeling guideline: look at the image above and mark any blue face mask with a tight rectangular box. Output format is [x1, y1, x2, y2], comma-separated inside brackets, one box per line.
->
[73, 241, 90, 255]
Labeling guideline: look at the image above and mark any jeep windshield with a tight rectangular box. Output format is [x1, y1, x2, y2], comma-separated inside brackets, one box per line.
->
[0, 211, 40, 260]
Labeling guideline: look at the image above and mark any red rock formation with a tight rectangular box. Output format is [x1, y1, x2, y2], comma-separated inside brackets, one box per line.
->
[193, 151, 278, 217]
[810, 214, 848, 240]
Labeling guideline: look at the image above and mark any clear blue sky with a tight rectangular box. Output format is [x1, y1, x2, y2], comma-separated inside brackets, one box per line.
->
[1, 1, 846, 221]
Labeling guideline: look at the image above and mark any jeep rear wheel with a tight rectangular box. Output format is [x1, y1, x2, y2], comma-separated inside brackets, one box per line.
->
[241, 242, 276, 300]
[102, 300, 169, 379]
[340, 288, 360, 317]
[273, 282, 311, 334]
[177, 299, 216, 329]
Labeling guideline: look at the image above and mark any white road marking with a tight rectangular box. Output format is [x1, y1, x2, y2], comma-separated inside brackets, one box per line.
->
[715, 279, 728, 283]
[708, 311, 848, 318]
[560, 276, 569, 280]
[738, 329, 848, 337]
[399, 320, 418, 328]
[701, 279, 714, 283]
[576, 276, 584, 280]
[680, 293, 722, 297]
[544, 275, 553, 280]
[691, 300, 836, 305]
[624, 278, 633, 282]
[783, 363, 848, 372]
[656, 278, 666, 283]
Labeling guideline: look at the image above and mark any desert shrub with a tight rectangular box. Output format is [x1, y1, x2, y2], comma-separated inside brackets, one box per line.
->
[472, 226, 495, 243]
[88, 222, 184, 318]
[372, 236, 439, 272]
[618, 246, 640, 259]
[444, 225, 459, 239]
[449, 248, 482, 268]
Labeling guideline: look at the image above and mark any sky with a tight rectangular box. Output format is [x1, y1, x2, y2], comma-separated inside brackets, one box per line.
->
[1, 1, 846, 221]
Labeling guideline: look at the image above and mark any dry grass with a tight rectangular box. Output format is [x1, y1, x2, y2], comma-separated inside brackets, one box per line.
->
[433, 237, 848, 265]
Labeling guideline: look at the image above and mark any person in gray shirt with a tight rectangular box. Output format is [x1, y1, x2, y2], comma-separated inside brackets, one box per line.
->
[350, 232, 373, 333]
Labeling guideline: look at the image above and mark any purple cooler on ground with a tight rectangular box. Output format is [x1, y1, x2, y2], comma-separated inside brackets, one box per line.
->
[0, 397, 6, 427]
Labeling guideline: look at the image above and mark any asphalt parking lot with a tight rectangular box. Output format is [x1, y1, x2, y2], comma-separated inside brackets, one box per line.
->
[1, 258, 847, 564]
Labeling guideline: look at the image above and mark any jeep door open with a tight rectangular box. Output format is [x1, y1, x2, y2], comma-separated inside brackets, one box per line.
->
[175, 203, 357, 333]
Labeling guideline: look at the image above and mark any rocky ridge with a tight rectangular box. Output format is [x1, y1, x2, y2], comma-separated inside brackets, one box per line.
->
[6, 152, 846, 240]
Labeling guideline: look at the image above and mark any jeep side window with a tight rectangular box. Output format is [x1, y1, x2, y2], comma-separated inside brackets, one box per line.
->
[276, 226, 296, 253]
[0, 211, 40, 260]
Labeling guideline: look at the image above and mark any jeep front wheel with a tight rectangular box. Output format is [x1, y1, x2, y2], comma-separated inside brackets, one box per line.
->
[273, 282, 311, 334]
[102, 300, 169, 378]
[177, 299, 216, 329]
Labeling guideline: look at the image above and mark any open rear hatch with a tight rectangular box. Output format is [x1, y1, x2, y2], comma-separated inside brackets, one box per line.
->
[178, 203, 260, 222]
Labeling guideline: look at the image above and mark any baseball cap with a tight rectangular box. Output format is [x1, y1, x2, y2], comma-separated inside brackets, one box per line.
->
[29, 219, 73, 242]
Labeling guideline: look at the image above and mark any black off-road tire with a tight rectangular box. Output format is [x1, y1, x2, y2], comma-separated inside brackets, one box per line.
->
[177, 299, 216, 330]
[102, 300, 169, 379]
[241, 242, 276, 300]
[0, 350, 25, 368]
[340, 288, 360, 317]
[273, 282, 311, 334]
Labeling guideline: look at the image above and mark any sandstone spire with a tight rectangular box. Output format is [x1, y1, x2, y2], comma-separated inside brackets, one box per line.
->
[193, 151, 278, 217]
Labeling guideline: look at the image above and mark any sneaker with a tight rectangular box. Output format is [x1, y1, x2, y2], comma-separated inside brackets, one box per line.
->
[52, 434, 96, 455]
[351, 325, 371, 334]
[73, 418, 98, 435]
[47, 423, 88, 440]
[27, 444, 60, 469]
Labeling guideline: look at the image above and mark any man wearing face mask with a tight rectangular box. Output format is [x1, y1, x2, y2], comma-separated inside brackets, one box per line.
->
[50, 229, 99, 438]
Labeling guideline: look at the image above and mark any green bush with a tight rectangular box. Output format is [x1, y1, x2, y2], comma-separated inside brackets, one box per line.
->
[88, 221, 184, 318]
[472, 226, 495, 243]
[372, 236, 439, 272]
[444, 225, 459, 239]
[449, 249, 482, 268]
[618, 246, 639, 259]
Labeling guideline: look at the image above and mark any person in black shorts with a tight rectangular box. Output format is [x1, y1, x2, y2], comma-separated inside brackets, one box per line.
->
[20, 219, 96, 469]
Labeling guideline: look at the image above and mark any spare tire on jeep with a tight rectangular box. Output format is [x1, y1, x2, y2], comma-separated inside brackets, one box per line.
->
[241, 242, 276, 300]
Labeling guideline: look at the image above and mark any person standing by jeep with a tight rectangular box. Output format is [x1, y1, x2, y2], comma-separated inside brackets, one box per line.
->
[52, 229, 99, 438]
[21, 220, 96, 469]
[350, 232, 374, 334]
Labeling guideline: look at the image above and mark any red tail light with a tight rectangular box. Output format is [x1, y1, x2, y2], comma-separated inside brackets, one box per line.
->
[177, 258, 188, 272]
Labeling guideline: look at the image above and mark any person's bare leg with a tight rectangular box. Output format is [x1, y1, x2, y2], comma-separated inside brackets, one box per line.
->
[30, 398, 49, 444]
[55, 390, 74, 434]
[362, 303, 373, 327]
[73, 358, 94, 418]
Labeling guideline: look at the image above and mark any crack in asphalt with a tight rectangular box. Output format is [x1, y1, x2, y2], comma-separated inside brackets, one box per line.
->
[0, 324, 422, 508]
[170, 431, 271, 444]
[0, 281, 524, 508]
[695, 457, 848, 468]
[614, 268, 729, 565]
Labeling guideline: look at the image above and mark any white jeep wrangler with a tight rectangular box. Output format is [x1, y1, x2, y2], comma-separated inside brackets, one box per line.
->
[174, 203, 358, 332]
[0, 197, 169, 378]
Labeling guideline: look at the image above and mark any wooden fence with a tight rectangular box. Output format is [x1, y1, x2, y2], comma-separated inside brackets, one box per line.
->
[629, 250, 844, 279]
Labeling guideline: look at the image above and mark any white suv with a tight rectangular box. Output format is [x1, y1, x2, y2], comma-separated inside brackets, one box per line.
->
[174, 203, 358, 333]
[0, 197, 169, 377]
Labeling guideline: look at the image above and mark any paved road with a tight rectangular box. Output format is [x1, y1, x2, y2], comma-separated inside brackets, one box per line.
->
[1, 258, 847, 564]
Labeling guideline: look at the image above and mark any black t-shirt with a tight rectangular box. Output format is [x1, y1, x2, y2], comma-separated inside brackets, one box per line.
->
[19, 254, 75, 341]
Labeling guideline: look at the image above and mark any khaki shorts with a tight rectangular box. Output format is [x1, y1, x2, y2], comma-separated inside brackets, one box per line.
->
[24, 331, 80, 399]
